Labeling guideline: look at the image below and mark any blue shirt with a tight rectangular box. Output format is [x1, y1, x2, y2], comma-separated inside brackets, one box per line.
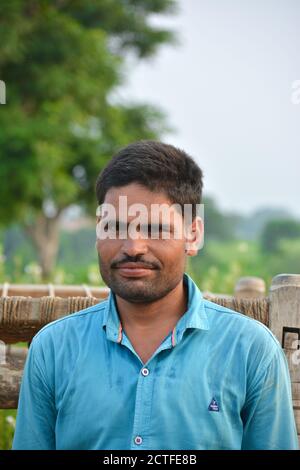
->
[13, 274, 298, 450]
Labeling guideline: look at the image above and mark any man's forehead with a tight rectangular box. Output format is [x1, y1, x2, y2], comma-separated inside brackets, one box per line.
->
[103, 183, 173, 206]
[97, 203, 183, 221]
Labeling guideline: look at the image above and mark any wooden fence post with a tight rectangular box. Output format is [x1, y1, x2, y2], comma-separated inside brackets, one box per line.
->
[234, 276, 266, 299]
[269, 274, 300, 444]
[0, 346, 27, 409]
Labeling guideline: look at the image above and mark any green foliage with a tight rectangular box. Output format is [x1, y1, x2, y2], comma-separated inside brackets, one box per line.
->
[0, 0, 176, 225]
[265, 238, 300, 274]
[260, 219, 300, 253]
[190, 240, 264, 294]
[235, 208, 292, 240]
[0, 410, 16, 450]
[190, 237, 300, 295]
[203, 196, 239, 241]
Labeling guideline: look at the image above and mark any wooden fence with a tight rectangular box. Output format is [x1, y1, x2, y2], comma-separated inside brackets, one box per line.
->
[0, 274, 299, 444]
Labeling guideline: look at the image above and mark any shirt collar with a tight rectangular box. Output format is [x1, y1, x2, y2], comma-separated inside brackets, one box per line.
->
[175, 273, 210, 341]
[102, 272, 210, 345]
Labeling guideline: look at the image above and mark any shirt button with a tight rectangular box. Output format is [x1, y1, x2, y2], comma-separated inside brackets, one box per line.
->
[141, 367, 150, 377]
[134, 436, 143, 445]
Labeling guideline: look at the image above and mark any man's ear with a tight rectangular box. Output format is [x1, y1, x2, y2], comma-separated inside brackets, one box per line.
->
[185, 216, 204, 256]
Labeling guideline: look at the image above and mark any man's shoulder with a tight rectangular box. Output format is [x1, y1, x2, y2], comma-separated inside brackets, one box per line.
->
[203, 298, 280, 354]
[32, 299, 108, 345]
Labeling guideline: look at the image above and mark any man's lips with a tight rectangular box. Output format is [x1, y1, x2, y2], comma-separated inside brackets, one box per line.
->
[113, 262, 156, 278]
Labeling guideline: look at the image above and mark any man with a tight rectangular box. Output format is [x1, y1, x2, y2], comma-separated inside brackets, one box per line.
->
[13, 141, 298, 450]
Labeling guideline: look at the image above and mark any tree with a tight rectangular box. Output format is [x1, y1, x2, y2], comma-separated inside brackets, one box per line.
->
[260, 219, 300, 253]
[0, 0, 177, 278]
[202, 196, 238, 241]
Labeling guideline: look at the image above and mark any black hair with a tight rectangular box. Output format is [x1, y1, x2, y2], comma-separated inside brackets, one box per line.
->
[96, 140, 203, 218]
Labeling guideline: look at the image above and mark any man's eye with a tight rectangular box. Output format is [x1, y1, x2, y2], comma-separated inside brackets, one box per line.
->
[149, 225, 171, 238]
[148, 225, 160, 235]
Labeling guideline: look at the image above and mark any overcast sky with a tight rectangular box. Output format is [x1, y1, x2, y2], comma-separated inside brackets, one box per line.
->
[124, 0, 300, 217]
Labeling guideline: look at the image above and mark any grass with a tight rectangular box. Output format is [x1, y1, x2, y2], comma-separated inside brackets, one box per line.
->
[0, 410, 16, 450]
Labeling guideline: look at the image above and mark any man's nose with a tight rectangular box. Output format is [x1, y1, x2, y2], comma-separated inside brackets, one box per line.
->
[121, 235, 149, 257]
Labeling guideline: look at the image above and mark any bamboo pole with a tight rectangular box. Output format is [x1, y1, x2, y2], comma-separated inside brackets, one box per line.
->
[0, 294, 270, 344]
[0, 296, 102, 343]
[0, 283, 109, 299]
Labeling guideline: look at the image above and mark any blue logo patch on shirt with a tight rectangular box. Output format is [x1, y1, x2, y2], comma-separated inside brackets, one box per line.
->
[208, 397, 219, 412]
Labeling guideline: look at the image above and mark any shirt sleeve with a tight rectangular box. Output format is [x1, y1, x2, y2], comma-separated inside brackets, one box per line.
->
[241, 343, 299, 450]
[12, 336, 56, 450]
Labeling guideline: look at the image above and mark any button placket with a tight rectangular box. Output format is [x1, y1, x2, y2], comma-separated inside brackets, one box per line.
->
[130, 360, 156, 449]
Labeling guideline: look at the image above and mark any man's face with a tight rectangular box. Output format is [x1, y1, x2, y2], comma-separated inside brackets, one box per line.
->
[96, 183, 191, 303]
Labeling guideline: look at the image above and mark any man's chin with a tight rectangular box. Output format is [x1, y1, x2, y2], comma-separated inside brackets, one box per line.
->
[110, 280, 163, 303]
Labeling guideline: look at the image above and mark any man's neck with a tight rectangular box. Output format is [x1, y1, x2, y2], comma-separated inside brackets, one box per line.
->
[115, 279, 188, 334]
